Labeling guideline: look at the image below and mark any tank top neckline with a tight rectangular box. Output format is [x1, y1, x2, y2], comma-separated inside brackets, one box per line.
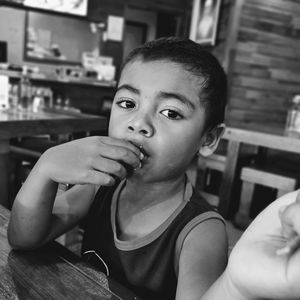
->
[111, 178, 193, 251]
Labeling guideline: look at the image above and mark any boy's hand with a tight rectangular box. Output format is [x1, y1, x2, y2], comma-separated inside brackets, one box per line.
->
[38, 136, 143, 186]
[225, 191, 300, 300]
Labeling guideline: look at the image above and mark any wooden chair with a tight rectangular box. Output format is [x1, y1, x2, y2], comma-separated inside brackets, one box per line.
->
[197, 153, 226, 186]
[188, 139, 253, 209]
[10, 133, 86, 195]
[195, 152, 227, 207]
[234, 166, 297, 229]
[186, 145, 228, 209]
[10, 137, 60, 199]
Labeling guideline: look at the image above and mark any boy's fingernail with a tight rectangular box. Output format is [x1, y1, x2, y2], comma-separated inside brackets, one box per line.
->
[139, 152, 144, 160]
[276, 236, 300, 256]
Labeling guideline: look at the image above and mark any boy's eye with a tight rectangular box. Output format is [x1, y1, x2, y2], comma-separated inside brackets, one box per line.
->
[117, 99, 135, 109]
[160, 109, 183, 120]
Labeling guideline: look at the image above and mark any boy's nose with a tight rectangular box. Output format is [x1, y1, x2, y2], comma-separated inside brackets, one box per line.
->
[127, 114, 154, 137]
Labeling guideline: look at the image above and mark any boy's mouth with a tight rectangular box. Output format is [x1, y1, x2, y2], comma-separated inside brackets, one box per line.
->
[123, 140, 149, 176]
[129, 141, 149, 159]
[138, 145, 148, 159]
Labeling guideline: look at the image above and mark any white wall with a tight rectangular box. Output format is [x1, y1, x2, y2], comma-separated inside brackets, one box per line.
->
[0, 7, 25, 66]
[0, 7, 97, 74]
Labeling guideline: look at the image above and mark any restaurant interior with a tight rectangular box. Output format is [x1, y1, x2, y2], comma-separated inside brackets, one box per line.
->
[0, 0, 300, 298]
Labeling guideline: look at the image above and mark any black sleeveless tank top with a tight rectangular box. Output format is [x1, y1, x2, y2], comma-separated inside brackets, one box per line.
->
[81, 180, 224, 300]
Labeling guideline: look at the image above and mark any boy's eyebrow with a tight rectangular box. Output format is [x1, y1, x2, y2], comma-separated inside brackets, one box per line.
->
[116, 85, 196, 110]
[159, 91, 196, 110]
[116, 84, 140, 95]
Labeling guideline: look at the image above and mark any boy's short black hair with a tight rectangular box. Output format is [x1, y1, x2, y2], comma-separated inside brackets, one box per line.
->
[120, 37, 227, 131]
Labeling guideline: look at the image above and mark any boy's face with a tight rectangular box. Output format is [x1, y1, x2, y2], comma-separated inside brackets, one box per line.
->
[109, 59, 208, 182]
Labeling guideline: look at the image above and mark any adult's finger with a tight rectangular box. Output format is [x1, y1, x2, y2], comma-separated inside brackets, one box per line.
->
[296, 190, 300, 203]
[280, 202, 300, 238]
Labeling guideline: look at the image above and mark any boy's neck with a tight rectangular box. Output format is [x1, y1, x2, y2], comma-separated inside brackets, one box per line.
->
[116, 175, 188, 240]
[122, 174, 186, 209]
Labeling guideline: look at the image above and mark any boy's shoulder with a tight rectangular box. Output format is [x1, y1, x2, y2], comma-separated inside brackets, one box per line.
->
[174, 188, 226, 276]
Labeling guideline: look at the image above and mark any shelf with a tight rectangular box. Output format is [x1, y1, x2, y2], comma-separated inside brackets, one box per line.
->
[0, 69, 116, 88]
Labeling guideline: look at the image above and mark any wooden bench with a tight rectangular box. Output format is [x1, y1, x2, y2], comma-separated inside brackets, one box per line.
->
[186, 150, 227, 208]
[234, 166, 297, 229]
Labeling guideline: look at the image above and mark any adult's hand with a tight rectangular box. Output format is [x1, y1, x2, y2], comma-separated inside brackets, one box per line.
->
[226, 190, 300, 299]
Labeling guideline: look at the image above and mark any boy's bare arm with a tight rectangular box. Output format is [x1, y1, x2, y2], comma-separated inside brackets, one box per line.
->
[8, 136, 142, 250]
[7, 159, 96, 249]
[175, 218, 228, 300]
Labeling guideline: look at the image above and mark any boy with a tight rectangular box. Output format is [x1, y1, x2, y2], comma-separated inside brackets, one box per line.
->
[7, 37, 300, 300]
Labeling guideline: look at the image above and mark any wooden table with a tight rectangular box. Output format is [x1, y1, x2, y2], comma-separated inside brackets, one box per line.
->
[0, 108, 107, 207]
[218, 127, 300, 218]
[0, 204, 139, 300]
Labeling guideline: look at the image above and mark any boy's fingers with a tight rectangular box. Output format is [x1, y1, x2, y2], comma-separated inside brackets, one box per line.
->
[83, 170, 116, 186]
[97, 143, 142, 169]
[100, 137, 142, 160]
[92, 157, 127, 180]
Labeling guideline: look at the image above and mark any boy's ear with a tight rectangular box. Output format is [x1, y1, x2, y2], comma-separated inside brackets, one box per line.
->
[198, 123, 225, 157]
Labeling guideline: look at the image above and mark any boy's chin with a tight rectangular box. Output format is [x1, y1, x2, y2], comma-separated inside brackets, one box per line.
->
[125, 165, 144, 179]
[126, 168, 183, 184]
[125, 166, 156, 183]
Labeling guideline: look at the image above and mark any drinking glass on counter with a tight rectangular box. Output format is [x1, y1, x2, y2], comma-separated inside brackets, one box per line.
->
[12, 84, 53, 112]
[32, 88, 45, 112]
[18, 67, 32, 111]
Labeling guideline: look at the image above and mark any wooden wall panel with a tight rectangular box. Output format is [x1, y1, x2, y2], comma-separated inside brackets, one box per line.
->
[210, 0, 232, 65]
[226, 0, 300, 132]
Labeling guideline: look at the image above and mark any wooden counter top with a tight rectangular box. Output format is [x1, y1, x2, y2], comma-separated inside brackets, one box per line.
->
[0, 204, 139, 300]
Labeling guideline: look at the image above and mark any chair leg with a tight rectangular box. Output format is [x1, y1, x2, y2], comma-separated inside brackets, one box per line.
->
[234, 181, 255, 230]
